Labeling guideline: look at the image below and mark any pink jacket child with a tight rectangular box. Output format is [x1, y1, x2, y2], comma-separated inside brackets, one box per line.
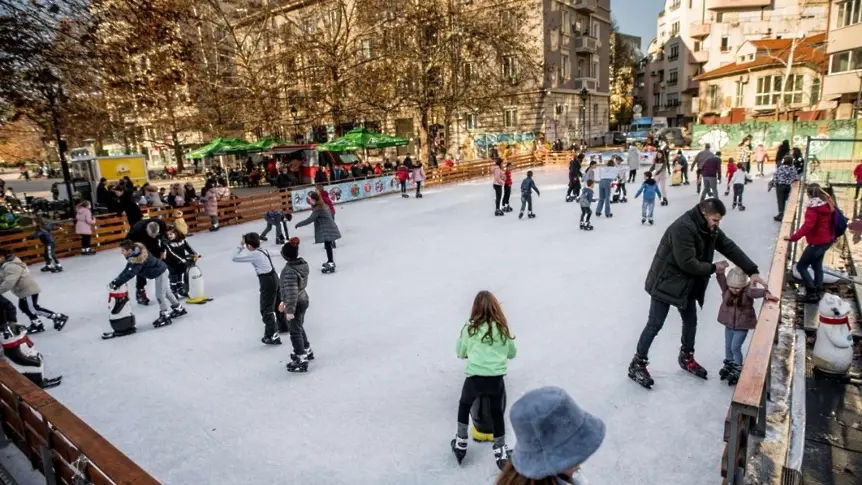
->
[75, 202, 96, 255]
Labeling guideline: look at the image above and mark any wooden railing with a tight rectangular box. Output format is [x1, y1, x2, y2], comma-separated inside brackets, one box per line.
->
[721, 183, 800, 484]
[0, 362, 160, 485]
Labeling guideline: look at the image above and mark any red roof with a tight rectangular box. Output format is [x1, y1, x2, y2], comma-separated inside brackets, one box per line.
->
[694, 34, 827, 81]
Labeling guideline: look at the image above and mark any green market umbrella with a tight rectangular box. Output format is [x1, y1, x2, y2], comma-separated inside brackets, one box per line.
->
[316, 128, 408, 152]
[186, 138, 248, 159]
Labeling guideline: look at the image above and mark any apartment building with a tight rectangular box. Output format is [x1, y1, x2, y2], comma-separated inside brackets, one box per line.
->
[634, 0, 828, 128]
[823, 0, 862, 118]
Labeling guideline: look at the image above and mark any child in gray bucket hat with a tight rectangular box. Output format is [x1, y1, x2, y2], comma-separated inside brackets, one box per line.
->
[498, 386, 605, 485]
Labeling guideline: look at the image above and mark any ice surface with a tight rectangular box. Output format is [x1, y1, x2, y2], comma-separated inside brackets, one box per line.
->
[17, 166, 781, 484]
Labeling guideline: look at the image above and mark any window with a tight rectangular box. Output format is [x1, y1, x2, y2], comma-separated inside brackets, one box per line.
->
[830, 47, 862, 74]
[502, 56, 516, 78]
[668, 69, 678, 86]
[561, 9, 571, 35]
[504, 108, 517, 128]
[560, 54, 570, 81]
[670, 21, 680, 38]
[658, 70, 665, 82]
[783, 74, 804, 105]
[669, 44, 679, 61]
[755, 76, 775, 105]
[754, 74, 804, 106]
[593, 103, 598, 122]
[327, 8, 341, 29]
[837, 0, 862, 29]
[303, 17, 316, 34]
[666, 93, 679, 108]
[708, 85, 720, 109]
[592, 58, 599, 78]
[591, 21, 600, 38]
[811, 77, 821, 105]
[716, 12, 724, 23]
[466, 113, 478, 130]
[720, 37, 730, 52]
[694, 40, 702, 52]
[670, 0, 681, 11]
[735, 81, 744, 107]
[577, 57, 586, 77]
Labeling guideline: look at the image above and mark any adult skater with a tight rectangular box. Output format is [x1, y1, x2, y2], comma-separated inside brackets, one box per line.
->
[595, 159, 617, 218]
[628, 198, 766, 388]
[627, 144, 639, 183]
[770, 155, 800, 221]
[279, 237, 313, 372]
[565, 153, 582, 201]
[699, 152, 722, 201]
[126, 218, 168, 305]
[296, 192, 342, 273]
[232, 232, 287, 345]
[109, 241, 186, 327]
[0, 249, 68, 333]
[492, 159, 506, 216]
[652, 152, 670, 206]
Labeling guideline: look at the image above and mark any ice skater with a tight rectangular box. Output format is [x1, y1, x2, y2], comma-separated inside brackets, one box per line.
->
[396, 161, 410, 198]
[279, 237, 313, 373]
[126, 219, 168, 305]
[502, 162, 513, 212]
[518, 171, 540, 220]
[110, 241, 186, 328]
[75, 201, 96, 256]
[451, 290, 517, 470]
[0, 249, 68, 333]
[413, 160, 426, 198]
[163, 227, 198, 298]
[652, 151, 670, 206]
[259, 209, 291, 245]
[232, 232, 287, 345]
[729, 161, 747, 210]
[565, 153, 583, 202]
[635, 171, 662, 225]
[492, 159, 505, 216]
[699, 152, 722, 201]
[26, 217, 62, 272]
[627, 144, 639, 183]
[296, 192, 342, 274]
[595, 159, 616, 218]
[579, 179, 596, 231]
[716, 266, 776, 386]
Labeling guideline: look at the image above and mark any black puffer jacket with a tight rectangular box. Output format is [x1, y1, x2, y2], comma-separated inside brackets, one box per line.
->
[645, 206, 758, 309]
[126, 218, 168, 257]
[279, 258, 310, 314]
[111, 244, 167, 287]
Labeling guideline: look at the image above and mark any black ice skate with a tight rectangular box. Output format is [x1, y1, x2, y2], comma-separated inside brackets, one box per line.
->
[51, 314, 68, 331]
[518, 212, 524, 219]
[620, 196, 628, 203]
[494, 209, 504, 216]
[579, 222, 585, 230]
[259, 236, 269, 242]
[732, 202, 737, 210]
[52, 265, 64, 272]
[321, 262, 336, 274]
[648, 218, 654, 225]
[401, 193, 409, 198]
[261, 335, 282, 345]
[27, 321, 46, 334]
[719, 359, 734, 380]
[678, 350, 708, 379]
[727, 364, 742, 386]
[136, 289, 150, 306]
[451, 437, 468, 464]
[208, 224, 220, 232]
[584, 223, 594, 231]
[41, 265, 52, 272]
[628, 354, 654, 389]
[493, 444, 511, 471]
[153, 313, 173, 328]
[528, 212, 536, 219]
[40, 376, 63, 389]
[291, 348, 315, 361]
[286, 355, 309, 372]
[641, 218, 646, 224]
[102, 328, 136, 340]
[660, 198, 668, 206]
[566, 196, 575, 203]
[503, 205, 513, 213]
[606, 213, 613, 218]
[416, 193, 423, 198]
[738, 204, 746, 211]
[169, 305, 187, 319]
[275, 236, 285, 245]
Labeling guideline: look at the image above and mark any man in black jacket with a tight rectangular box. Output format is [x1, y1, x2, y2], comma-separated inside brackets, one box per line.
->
[628, 198, 767, 388]
[126, 219, 168, 304]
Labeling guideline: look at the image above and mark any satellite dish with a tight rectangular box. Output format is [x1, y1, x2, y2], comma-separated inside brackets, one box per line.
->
[633, 105, 643, 114]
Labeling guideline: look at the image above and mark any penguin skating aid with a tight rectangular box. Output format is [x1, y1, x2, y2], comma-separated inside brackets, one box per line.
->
[102, 284, 137, 340]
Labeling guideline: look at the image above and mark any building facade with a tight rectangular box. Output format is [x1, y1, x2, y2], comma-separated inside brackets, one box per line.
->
[823, 0, 862, 118]
[634, 0, 829, 128]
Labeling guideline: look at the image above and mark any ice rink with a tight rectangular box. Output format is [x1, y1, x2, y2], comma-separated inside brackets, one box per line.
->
[23, 165, 781, 484]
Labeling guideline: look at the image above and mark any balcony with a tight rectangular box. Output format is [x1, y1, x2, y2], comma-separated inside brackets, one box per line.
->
[689, 51, 708, 64]
[690, 22, 710, 38]
[573, 77, 598, 91]
[710, 0, 770, 10]
[573, 0, 597, 14]
[683, 77, 699, 94]
[574, 35, 598, 54]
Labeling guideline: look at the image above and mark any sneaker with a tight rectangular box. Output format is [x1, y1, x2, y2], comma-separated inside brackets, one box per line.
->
[493, 444, 511, 470]
[261, 335, 282, 345]
[169, 305, 187, 319]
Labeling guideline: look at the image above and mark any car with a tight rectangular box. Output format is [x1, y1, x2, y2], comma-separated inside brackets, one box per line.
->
[656, 127, 692, 148]
[606, 131, 626, 145]
[625, 131, 650, 146]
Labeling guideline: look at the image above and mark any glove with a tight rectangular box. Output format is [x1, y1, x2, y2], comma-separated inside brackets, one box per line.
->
[108, 282, 119, 291]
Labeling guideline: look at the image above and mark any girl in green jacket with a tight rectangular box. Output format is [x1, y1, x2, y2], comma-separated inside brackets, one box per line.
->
[451, 290, 517, 470]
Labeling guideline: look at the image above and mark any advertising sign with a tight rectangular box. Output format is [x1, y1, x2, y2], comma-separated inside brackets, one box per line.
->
[292, 175, 399, 211]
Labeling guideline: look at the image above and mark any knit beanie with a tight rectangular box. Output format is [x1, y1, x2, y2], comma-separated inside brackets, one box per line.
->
[281, 237, 300, 260]
[726, 267, 750, 289]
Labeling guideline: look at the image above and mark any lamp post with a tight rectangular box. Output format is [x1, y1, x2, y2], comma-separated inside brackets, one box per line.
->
[579, 87, 589, 146]
[455, 113, 463, 160]
[290, 106, 298, 143]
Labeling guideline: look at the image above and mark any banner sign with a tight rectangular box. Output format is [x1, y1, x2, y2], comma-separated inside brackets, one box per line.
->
[291, 175, 399, 211]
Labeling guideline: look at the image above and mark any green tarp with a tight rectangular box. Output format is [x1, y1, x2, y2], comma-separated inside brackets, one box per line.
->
[316, 128, 409, 152]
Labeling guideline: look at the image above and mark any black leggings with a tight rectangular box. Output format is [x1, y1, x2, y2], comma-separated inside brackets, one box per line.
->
[580, 206, 592, 223]
[80, 235, 91, 249]
[502, 185, 511, 207]
[324, 241, 334, 263]
[493, 185, 503, 210]
[457, 376, 506, 439]
[18, 294, 55, 322]
[566, 180, 581, 198]
[415, 181, 422, 196]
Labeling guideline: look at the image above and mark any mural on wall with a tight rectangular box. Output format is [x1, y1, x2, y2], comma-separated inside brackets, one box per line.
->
[462, 132, 536, 160]
[691, 120, 862, 160]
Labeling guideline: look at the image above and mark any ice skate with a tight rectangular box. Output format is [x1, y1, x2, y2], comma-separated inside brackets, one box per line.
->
[528, 212, 536, 219]
[401, 193, 409, 198]
[493, 444, 511, 471]
[40, 376, 63, 389]
[566, 196, 574, 203]
[136, 288, 150, 306]
[628, 354, 654, 389]
[51, 314, 68, 331]
[678, 350, 708, 379]
[27, 321, 45, 334]
[621, 196, 628, 203]
[732, 202, 737, 209]
[660, 198, 668, 206]
[168, 305, 187, 319]
[259, 236, 269, 242]
[291, 348, 315, 361]
[719, 359, 734, 380]
[738, 204, 746, 211]
[606, 213, 613, 218]
[494, 209, 504, 216]
[321, 262, 336, 274]
[648, 218, 654, 225]
[518, 212, 524, 219]
[585, 223, 594, 231]
[209, 224, 220, 232]
[275, 236, 285, 245]
[286, 354, 309, 372]
[261, 335, 282, 345]
[641, 218, 646, 224]
[451, 436, 468, 464]
[41, 265, 52, 272]
[774, 214, 783, 221]
[152, 313, 172, 328]
[579, 222, 585, 230]
[51, 265, 63, 273]
[102, 328, 136, 339]
[416, 193, 423, 198]
[503, 205, 513, 213]
[727, 364, 742, 386]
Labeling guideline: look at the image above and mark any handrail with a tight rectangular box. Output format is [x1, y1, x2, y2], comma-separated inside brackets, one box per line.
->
[0, 362, 159, 484]
[722, 183, 800, 484]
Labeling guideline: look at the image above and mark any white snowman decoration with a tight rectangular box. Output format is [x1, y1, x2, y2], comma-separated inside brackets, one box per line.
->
[812, 293, 854, 375]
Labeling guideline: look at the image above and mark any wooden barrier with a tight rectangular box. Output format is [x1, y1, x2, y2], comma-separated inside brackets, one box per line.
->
[721, 183, 800, 485]
[0, 362, 160, 485]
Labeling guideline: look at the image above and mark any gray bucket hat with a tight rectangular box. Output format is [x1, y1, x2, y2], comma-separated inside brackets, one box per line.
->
[510, 386, 606, 479]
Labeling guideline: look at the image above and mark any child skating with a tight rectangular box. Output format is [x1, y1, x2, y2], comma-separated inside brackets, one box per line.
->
[730, 162, 747, 210]
[278, 237, 313, 373]
[295, 192, 341, 273]
[163, 227, 198, 298]
[172, 209, 189, 236]
[502, 163, 513, 212]
[518, 170, 540, 219]
[75, 201, 96, 256]
[396, 162, 410, 198]
[634, 171, 662, 225]
[0, 249, 68, 333]
[231, 232, 287, 345]
[259, 209, 291, 245]
[26, 217, 62, 272]
[110, 241, 187, 328]
[451, 290, 517, 470]
[579, 179, 596, 230]
[715, 266, 776, 385]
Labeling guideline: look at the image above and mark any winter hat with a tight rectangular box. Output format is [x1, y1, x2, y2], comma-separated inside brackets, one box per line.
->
[173, 209, 184, 218]
[510, 386, 605, 480]
[281, 237, 300, 260]
[726, 267, 750, 289]
[146, 222, 160, 238]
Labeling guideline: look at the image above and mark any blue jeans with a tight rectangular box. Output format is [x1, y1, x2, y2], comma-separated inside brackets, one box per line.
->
[596, 179, 612, 216]
[641, 199, 655, 219]
[796, 243, 831, 291]
[724, 328, 748, 365]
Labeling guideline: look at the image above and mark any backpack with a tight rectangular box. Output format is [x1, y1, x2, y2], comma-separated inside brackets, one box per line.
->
[832, 207, 848, 241]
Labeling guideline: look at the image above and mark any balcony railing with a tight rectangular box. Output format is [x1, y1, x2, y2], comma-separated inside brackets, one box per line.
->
[574, 35, 598, 54]
[710, 0, 770, 10]
[573, 0, 597, 14]
[573, 77, 598, 91]
[690, 22, 710, 38]
[684, 77, 700, 93]
[689, 51, 708, 64]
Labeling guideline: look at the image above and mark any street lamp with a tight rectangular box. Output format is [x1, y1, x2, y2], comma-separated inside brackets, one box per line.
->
[455, 113, 463, 161]
[289, 106, 298, 142]
[579, 87, 589, 146]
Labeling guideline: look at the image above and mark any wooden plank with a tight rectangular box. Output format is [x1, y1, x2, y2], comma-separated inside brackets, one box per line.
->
[731, 184, 800, 410]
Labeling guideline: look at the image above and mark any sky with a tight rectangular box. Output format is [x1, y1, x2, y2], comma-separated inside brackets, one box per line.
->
[615, 0, 662, 54]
